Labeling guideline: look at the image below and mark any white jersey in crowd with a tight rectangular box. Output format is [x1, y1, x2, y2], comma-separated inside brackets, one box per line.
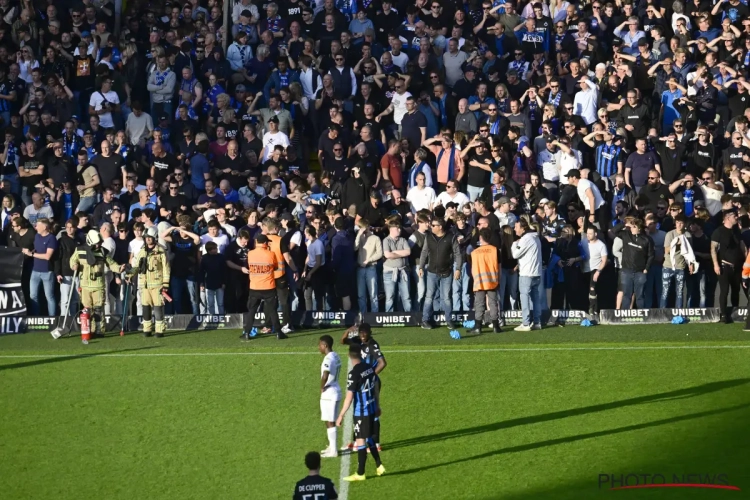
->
[89, 90, 120, 128]
[577, 178, 605, 211]
[391, 91, 411, 125]
[320, 351, 341, 401]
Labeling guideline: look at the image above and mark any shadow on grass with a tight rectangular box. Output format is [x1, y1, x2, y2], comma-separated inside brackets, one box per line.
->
[0, 345, 162, 371]
[387, 402, 750, 478]
[385, 378, 750, 453]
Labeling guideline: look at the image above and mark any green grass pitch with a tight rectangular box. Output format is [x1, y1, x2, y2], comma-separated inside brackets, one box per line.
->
[1, 324, 749, 499]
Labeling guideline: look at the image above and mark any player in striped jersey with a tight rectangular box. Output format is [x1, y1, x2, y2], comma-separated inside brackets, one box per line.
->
[340, 322, 387, 453]
[336, 343, 386, 481]
[319, 335, 342, 458]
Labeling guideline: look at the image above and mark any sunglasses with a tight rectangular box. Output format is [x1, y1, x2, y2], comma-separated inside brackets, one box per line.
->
[702, 177, 712, 181]
[431, 223, 441, 227]
[479, 129, 489, 133]
[333, 148, 343, 152]
[430, 75, 439, 79]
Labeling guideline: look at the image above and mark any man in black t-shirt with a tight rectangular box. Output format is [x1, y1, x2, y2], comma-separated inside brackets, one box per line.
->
[159, 181, 190, 223]
[225, 228, 251, 313]
[711, 209, 745, 322]
[463, 138, 493, 202]
[150, 143, 178, 187]
[18, 139, 45, 205]
[356, 191, 386, 230]
[164, 224, 201, 314]
[258, 180, 292, 215]
[292, 451, 338, 500]
[89, 140, 124, 190]
[92, 187, 125, 226]
[215, 141, 250, 190]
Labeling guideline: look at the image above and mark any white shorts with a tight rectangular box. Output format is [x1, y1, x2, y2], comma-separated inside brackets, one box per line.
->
[320, 398, 340, 422]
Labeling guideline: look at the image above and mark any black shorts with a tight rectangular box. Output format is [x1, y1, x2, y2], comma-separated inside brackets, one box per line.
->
[353, 414, 375, 440]
[335, 273, 354, 298]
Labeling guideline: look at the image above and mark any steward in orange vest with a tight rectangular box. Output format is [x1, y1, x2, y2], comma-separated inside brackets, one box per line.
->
[241, 234, 284, 340]
[468, 228, 502, 334]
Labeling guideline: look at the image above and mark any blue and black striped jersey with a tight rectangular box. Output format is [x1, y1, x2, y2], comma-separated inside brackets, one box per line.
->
[360, 338, 384, 370]
[347, 362, 378, 417]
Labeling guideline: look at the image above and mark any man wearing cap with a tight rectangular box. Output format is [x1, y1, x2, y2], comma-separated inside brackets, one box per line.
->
[130, 226, 170, 337]
[452, 64, 478, 100]
[248, 92, 294, 137]
[70, 230, 125, 338]
[260, 116, 290, 162]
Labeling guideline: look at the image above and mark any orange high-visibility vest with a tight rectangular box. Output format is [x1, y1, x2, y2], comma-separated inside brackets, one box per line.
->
[471, 244, 500, 291]
[247, 247, 278, 290]
[267, 234, 286, 279]
[742, 251, 750, 279]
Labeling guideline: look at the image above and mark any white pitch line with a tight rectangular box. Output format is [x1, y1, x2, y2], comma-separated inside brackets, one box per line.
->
[2, 345, 750, 359]
[338, 356, 353, 500]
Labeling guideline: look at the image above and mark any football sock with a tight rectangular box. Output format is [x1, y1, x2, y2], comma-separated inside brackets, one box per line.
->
[373, 417, 380, 444]
[368, 439, 382, 467]
[357, 446, 367, 475]
[327, 427, 337, 451]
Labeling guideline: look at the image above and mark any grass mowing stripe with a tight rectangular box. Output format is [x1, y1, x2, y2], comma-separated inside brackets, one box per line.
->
[339, 356, 353, 500]
[3, 344, 750, 359]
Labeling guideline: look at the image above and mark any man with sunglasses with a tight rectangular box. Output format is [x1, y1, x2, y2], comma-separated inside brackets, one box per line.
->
[685, 126, 715, 176]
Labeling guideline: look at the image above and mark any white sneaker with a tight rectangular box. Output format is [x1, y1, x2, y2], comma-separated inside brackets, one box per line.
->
[281, 324, 294, 335]
[532, 324, 542, 331]
[514, 324, 532, 332]
[320, 448, 338, 458]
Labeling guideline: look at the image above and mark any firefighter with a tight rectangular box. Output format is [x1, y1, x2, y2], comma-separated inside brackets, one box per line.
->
[70, 230, 125, 337]
[130, 227, 171, 337]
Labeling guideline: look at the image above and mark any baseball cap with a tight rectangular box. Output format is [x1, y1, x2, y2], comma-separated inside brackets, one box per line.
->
[256, 234, 269, 244]
[545, 135, 555, 143]
[495, 195, 510, 205]
[150, 27, 159, 33]
[84, 129, 93, 136]
[235, 84, 247, 92]
[539, 198, 550, 205]
[81, 31, 91, 37]
[268, 116, 279, 123]
[637, 38, 649, 47]
[159, 115, 168, 121]
[566, 168, 582, 179]
[280, 212, 294, 222]
[462, 63, 475, 73]
[446, 201, 459, 209]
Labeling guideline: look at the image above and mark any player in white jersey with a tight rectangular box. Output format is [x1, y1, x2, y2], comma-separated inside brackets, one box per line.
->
[319, 335, 341, 458]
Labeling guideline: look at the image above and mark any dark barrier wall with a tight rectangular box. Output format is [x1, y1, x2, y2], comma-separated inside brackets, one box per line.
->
[4, 309, 592, 334]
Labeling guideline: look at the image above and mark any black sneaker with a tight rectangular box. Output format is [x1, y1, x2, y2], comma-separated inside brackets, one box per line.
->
[421, 321, 433, 330]
[276, 332, 288, 340]
[492, 321, 502, 333]
[468, 327, 482, 335]
[446, 321, 457, 330]
[240, 332, 250, 341]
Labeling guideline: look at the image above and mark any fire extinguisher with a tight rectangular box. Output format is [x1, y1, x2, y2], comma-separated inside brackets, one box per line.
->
[80, 308, 91, 344]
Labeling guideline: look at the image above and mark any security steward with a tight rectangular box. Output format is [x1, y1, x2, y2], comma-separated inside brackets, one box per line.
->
[70, 230, 125, 337]
[468, 228, 502, 334]
[242, 234, 284, 340]
[130, 227, 171, 337]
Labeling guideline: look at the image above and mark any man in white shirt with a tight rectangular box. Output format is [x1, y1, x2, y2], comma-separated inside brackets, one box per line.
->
[406, 171, 436, 212]
[434, 180, 470, 209]
[260, 117, 290, 161]
[573, 76, 599, 125]
[566, 168, 606, 228]
[89, 77, 120, 129]
[581, 223, 608, 314]
[375, 77, 411, 138]
[318, 334, 341, 458]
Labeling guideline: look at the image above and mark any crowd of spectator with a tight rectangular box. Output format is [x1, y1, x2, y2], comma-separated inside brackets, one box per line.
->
[2, 0, 750, 329]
